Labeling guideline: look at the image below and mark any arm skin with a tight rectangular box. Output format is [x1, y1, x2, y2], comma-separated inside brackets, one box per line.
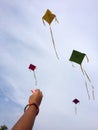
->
[12, 89, 43, 130]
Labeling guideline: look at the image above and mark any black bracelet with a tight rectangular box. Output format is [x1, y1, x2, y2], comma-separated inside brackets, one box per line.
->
[24, 103, 39, 115]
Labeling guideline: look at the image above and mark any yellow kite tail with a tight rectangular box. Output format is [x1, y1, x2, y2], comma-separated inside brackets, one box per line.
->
[49, 26, 59, 59]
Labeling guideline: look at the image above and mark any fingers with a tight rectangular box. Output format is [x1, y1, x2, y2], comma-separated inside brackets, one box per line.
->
[31, 90, 35, 93]
[29, 89, 43, 106]
[31, 89, 43, 97]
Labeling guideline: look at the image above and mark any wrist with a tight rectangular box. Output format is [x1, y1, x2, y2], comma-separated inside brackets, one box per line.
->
[24, 103, 39, 115]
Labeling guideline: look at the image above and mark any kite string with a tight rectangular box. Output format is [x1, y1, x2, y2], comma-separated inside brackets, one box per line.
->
[49, 26, 59, 60]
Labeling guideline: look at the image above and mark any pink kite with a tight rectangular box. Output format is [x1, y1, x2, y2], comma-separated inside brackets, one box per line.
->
[29, 64, 37, 85]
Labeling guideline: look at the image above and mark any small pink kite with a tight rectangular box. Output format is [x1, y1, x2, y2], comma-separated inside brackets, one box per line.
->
[72, 98, 80, 114]
[29, 64, 37, 86]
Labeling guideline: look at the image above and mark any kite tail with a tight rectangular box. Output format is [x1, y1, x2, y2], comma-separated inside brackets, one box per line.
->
[84, 55, 95, 100]
[84, 70, 95, 100]
[33, 71, 37, 86]
[84, 70, 91, 82]
[85, 81, 90, 100]
[85, 55, 89, 62]
[75, 105, 77, 115]
[81, 64, 95, 100]
[80, 65, 91, 100]
[55, 17, 59, 23]
[49, 26, 59, 60]
[80, 65, 85, 75]
[92, 86, 95, 100]
[71, 62, 75, 67]
[42, 19, 46, 25]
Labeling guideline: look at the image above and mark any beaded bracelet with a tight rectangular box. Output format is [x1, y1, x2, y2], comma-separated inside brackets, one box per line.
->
[24, 103, 39, 115]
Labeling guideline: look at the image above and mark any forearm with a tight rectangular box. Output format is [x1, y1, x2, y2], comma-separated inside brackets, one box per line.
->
[12, 105, 38, 130]
[12, 89, 43, 130]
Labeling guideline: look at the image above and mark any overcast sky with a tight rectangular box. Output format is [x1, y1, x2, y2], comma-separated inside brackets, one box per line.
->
[0, 0, 98, 130]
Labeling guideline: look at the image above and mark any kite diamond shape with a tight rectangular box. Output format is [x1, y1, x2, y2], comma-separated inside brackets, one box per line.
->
[42, 9, 59, 59]
[73, 98, 80, 114]
[29, 64, 36, 71]
[73, 98, 80, 104]
[69, 50, 95, 100]
[28, 64, 37, 86]
[42, 9, 56, 25]
[69, 50, 86, 65]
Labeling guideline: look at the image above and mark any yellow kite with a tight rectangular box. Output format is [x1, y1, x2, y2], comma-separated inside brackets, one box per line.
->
[42, 9, 59, 59]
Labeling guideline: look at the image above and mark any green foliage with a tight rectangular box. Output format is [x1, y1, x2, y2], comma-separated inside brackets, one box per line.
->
[0, 125, 8, 130]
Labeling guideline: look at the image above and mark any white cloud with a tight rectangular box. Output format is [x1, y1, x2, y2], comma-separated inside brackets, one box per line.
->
[0, 0, 98, 130]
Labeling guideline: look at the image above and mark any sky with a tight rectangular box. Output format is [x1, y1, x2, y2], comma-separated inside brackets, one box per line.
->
[0, 0, 98, 129]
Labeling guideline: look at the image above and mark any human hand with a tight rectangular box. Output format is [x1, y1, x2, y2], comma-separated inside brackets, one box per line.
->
[29, 89, 43, 107]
